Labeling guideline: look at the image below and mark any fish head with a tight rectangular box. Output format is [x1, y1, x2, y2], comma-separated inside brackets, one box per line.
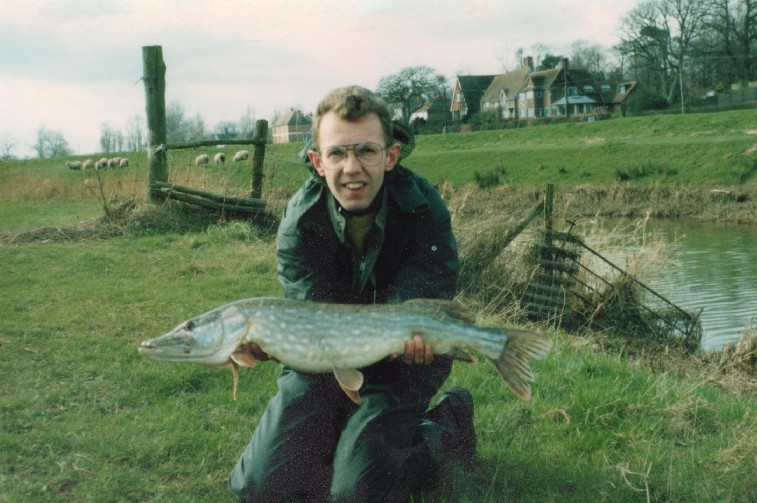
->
[138, 305, 250, 366]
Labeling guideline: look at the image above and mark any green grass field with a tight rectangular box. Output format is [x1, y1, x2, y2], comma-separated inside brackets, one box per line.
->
[1, 109, 755, 501]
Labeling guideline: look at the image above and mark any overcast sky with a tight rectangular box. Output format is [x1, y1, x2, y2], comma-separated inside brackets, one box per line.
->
[1, 0, 639, 158]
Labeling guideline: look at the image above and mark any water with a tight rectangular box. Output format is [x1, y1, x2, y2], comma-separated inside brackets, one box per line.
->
[592, 220, 756, 351]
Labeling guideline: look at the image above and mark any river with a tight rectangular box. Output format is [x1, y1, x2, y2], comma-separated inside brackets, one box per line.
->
[589, 219, 756, 351]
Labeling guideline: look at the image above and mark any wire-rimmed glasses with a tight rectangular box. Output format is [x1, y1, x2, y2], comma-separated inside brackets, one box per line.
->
[318, 142, 387, 169]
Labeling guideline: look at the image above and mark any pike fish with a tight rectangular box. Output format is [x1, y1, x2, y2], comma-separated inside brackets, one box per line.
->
[138, 297, 552, 402]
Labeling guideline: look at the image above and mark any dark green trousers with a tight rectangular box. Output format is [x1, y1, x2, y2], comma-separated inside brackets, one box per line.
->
[228, 357, 452, 503]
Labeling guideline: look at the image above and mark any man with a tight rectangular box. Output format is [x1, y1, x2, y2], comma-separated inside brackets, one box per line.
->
[228, 86, 474, 503]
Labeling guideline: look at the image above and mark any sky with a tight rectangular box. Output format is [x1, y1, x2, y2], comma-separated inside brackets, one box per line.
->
[1, 0, 639, 158]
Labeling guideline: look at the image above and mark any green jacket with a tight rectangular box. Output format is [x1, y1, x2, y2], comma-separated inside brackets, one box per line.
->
[276, 145, 459, 305]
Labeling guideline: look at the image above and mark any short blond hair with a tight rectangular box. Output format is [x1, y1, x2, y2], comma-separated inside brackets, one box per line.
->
[311, 86, 393, 149]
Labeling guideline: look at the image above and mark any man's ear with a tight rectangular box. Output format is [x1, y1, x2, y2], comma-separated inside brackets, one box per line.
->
[384, 143, 401, 172]
[308, 150, 326, 176]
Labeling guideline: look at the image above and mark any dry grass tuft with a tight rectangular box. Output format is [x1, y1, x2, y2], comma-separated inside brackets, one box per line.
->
[0, 198, 280, 246]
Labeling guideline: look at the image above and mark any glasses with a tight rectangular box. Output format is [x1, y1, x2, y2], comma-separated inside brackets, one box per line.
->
[318, 142, 387, 169]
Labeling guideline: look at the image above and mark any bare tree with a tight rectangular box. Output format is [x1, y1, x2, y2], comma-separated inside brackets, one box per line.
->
[239, 106, 256, 139]
[100, 122, 117, 153]
[32, 128, 72, 158]
[166, 100, 189, 144]
[619, 2, 673, 101]
[619, 0, 709, 105]
[529, 43, 552, 69]
[707, 0, 757, 86]
[187, 114, 206, 142]
[1, 133, 17, 160]
[126, 115, 145, 152]
[569, 40, 608, 79]
[376, 66, 447, 125]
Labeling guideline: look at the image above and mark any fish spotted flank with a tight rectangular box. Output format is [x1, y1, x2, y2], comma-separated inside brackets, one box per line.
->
[138, 297, 553, 402]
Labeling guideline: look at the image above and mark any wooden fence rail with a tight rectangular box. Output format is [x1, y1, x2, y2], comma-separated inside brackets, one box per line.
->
[142, 44, 268, 207]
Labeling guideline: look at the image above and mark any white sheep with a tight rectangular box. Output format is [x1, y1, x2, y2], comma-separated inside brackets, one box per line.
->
[195, 154, 209, 166]
[82, 159, 93, 170]
[96, 158, 108, 170]
[119, 158, 129, 168]
[233, 150, 249, 162]
[214, 152, 226, 165]
[108, 157, 121, 168]
[66, 161, 82, 170]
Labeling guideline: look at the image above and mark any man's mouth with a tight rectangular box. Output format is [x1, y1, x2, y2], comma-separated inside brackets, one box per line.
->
[345, 182, 366, 190]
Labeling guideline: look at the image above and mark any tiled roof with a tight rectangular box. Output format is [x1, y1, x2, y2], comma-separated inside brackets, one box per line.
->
[274, 109, 311, 127]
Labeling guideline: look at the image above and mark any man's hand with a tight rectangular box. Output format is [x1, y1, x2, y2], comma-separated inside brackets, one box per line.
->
[387, 334, 433, 365]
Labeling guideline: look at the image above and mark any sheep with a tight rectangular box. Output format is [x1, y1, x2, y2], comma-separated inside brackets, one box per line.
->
[66, 161, 82, 170]
[119, 158, 129, 168]
[214, 152, 226, 165]
[108, 157, 121, 168]
[232, 150, 249, 162]
[81, 159, 94, 170]
[195, 154, 209, 166]
[96, 158, 108, 170]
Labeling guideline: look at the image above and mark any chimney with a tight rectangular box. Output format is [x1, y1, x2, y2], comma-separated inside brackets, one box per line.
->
[560, 58, 569, 70]
[523, 56, 534, 72]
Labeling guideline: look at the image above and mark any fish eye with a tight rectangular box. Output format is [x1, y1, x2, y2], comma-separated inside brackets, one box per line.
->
[185, 321, 195, 331]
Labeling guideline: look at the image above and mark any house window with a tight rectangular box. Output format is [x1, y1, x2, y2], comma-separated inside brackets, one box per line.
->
[583, 85, 594, 94]
[568, 86, 577, 96]
[526, 90, 534, 99]
[536, 108, 543, 117]
[535, 89, 543, 98]
[544, 107, 551, 117]
[527, 108, 535, 117]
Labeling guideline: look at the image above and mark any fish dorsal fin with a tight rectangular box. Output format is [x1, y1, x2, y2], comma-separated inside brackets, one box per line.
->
[403, 299, 476, 324]
[333, 367, 364, 405]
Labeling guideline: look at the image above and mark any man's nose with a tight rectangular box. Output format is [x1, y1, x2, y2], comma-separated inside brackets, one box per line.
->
[342, 149, 362, 172]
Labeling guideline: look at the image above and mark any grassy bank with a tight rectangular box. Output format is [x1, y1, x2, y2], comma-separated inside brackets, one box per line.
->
[1, 109, 755, 501]
[0, 216, 754, 502]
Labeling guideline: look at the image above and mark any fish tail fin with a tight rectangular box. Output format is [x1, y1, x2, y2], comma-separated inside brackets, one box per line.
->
[490, 329, 553, 401]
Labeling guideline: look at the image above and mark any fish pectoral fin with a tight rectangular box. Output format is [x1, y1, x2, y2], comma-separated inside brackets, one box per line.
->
[333, 367, 364, 405]
[231, 351, 257, 368]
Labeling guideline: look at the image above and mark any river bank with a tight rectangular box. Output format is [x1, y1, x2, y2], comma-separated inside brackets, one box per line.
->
[440, 183, 757, 226]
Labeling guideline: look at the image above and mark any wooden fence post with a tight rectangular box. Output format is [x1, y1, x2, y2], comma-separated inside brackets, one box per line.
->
[142, 45, 168, 202]
[251, 119, 268, 199]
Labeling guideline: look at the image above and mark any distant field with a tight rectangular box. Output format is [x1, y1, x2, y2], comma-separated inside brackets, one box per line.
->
[405, 109, 757, 187]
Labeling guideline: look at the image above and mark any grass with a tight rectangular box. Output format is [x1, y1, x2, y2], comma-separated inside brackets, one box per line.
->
[1, 109, 755, 501]
[406, 109, 757, 188]
[1, 220, 754, 502]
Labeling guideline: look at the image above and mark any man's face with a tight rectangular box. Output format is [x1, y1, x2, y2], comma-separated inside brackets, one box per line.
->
[309, 111, 400, 212]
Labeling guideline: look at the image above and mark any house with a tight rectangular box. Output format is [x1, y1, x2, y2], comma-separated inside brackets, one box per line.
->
[611, 81, 638, 113]
[450, 75, 496, 121]
[480, 65, 530, 119]
[272, 109, 311, 144]
[479, 57, 613, 120]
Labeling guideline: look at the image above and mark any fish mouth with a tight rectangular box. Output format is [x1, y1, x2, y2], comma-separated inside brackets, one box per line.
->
[138, 333, 237, 365]
[138, 336, 210, 361]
